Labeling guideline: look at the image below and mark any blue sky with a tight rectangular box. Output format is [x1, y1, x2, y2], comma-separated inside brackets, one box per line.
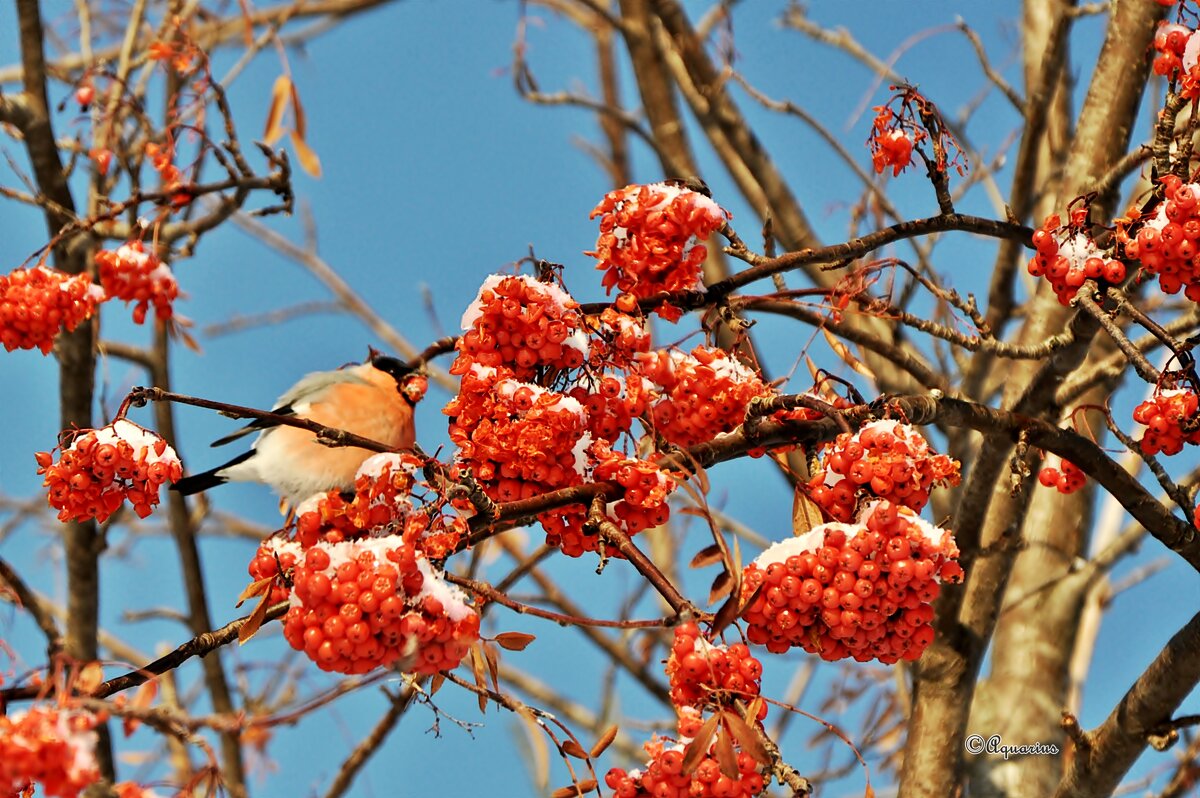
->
[1, 2, 1197, 796]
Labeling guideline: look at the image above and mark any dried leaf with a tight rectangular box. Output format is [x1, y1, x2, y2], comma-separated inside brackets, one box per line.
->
[172, 323, 203, 354]
[690, 543, 724, 570]
[792, 485, 824, 537]
[236, 575, 274, 608]
[290, 130, 322, 178]
[482, 642, 501, 693]
[713, 725, 739, 779]
[742, 697, 764, 726]
[470, 644, 488, 714]
[429, 672, 445, 696]
[494, 632, 536, 651]
[262, 75, 291, 146]
[864, 785, 875, 798]
[550, 779, 597, 798]
[708, 570, 733, 606]
[77, 661, 104, 694]
[823, 328, 876, 380]
[131, 679, 158, 712]
[290, 80, 308, 139]
[723, 709, 769, 766]
[682, 713, 720, 775]
[122, 716, 140, 737]
[561, 739, 588, 759]
[590, 725, 618, 759]
[238, 587, 272, 645]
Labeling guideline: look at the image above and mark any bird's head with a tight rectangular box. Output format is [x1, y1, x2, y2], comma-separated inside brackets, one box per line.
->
[369, 354, 427, 405]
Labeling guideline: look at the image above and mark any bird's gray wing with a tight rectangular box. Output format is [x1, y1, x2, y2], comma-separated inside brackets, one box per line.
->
[210, 368, 370, 448]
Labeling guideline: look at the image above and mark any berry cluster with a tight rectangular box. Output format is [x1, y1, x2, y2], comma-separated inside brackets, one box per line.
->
[587, 307, 652, 370]
[665, 622, 763, 713]
[566, 375, 647, 444]
[452, 274, 588, 380]
[36, 420, 183, 523]
[807, 420, 961, 522]
[1028, 214, 1126, 304]
[293, 452, 425, 547]
[587, 182, 729, 310]
[604, 718, 766, 798]
[740, 502, 963, 663]
[0, 266, 104, 354]
[277, 536, 479, 675]
[1037, 457, 1086, 494]
[144, 140, 191, 207]
[1152, 22, 1197, 86]
[636, 347, 769, 448]
[0, 706, 100, 798]
[1125, 176, 1200, 300]
[1133, 389, 1200, 455]
[96, 242, 179, 324]
[868, 107, 919, 177]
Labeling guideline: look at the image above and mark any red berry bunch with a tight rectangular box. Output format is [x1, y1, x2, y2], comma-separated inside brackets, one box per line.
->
[1133, 389, 1200, 455]
[587, 307, 652, 370]
[294, 452, 425, 546]
[144, 140, 191, 207]
[247, 538, 301, 607]
[806, 420, 961, 522]
[0, 266, 104, 354]
[868, 107, 920, 177]
[740, 502, 963, 663]
[590, 439, 674, 528]
[36, 420, 183, 523]
[114, 783, 166, 798]
[279, 536, 479, 675]
[1037, 457, 1086, 494]
[635, 346, 769, 448]
[1152, 22, 1196, 80]
[566, 375, 650, 444]
[445, 366, 590, 502]
[96, 242, 179, 324]
[665, 622, 764, 713]
[452, 274, 588, 380]
[1125, 176, 1200, 300]
[604, 731, 766, 798]
[0, 706, 101, 798]
[587, 182, 729, 308]
[1028, 214, 1127, 304]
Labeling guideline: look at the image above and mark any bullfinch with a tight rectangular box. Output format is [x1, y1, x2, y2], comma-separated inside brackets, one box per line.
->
[173, 354, 419, 505]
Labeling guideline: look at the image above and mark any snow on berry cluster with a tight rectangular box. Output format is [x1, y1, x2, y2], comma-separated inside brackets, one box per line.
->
[665, 622, 764, 714]
[451, 274, 588, 380]
[36, 420, 183, 523]
[806, 420, 960, 523]
[1133, 389, 1200, 456]
[273, 535, 479, 675]
[1125, 176, 1200, 301]
[1152, 21, 1200, 94]
[587, 182, 729, 312]
[604, 712, 766, 798]
[740, 501, 963, 663]
[1028, 214, 1127, 305]
[870, 123, 914, 177]
[635, 346, 770, 448]
[567, 375, 651, 444]
[0, 705, 101, 798]
[1037, 457, 1086, 494]
[0, 266, 104, 354]
[96, 242, 179, 324]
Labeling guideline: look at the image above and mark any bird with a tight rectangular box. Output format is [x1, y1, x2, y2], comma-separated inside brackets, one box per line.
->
[172, 353, 419, 506]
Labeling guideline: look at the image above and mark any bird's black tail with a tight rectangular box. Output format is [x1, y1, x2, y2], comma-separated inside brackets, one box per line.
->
[171, 468, 229, 496]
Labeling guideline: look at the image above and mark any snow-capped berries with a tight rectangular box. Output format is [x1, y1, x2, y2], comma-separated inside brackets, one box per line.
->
[0, 266, 104, 354]
[587, 182, 729, 308]
[740, 502, 962, 664]
[806, 420, 960, 522]
[277, 536, 479, 675]
[665, 623, 764, 714]
[36, 420, 183, 523]
[0, 706, 101, 798]
[1152, 22, 1197, 83]
[1037, 457, 1086, 494]
[1132, 389, 1200, 455]
[96, 242, 179, 324]
[1027, 214, 1127, 304]
[1126, 176, 1200, 301]
[452, 274, 588, 380]
[635, 346, 769, 448]
[603, 726, 766, 798]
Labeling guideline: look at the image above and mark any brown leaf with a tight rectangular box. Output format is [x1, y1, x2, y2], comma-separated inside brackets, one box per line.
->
[864, 785, 875, 798]
[262, 75, 291, 146]
[590, 725, 618, 759]
[550, 779, 597, 798]
[561, 739, 588, 759]
[77, 661, 104, 694]
[470, 644, 488, 714]
[711, 577, 745, 638]
[290, 80, 308, 139]
[482, 642, 501, 693]
[238, 587, 272, 645]
[713, 725, 740, 779]
[131, 679, 158, 712]
[690, 543, 724, 570]
[494, 631, 536, 651]
[682, 713, 720, 775]
[792, 485, 824, 537]
[290, 130, 322, 178]
[708, 570, 733, 606]
[723, 709, 770, 766]
[823, 328, 876, 380]
[429, 672, 445, 696]
[236, 575, 275, 608]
